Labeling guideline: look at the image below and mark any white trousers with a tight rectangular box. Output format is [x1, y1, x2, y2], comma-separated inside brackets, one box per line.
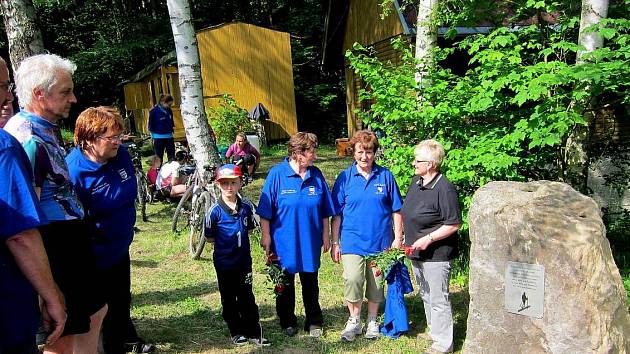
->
[411, 260, 453, 353]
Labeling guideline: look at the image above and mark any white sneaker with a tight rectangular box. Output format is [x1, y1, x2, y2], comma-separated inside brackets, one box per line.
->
[340, 317, 362, 342]
[364, 320, 380, 339]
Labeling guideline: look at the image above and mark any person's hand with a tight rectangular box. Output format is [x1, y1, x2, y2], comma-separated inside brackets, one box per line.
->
[322, 237, 331, 253]
[391, 238, 403, 250]
[260, 233, 271, 254]
[330, 244, 340, 263]
[40, 290, 66, 345]
[411, 235, 432, 251]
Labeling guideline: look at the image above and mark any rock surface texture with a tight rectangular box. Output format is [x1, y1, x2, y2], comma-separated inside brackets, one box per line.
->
[464, 181, 630, 354]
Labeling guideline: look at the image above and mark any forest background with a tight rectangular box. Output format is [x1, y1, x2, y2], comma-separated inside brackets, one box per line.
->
[0, 0, 347, 143]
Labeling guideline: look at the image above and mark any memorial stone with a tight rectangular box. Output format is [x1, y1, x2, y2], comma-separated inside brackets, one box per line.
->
[464, 181, 630, 354]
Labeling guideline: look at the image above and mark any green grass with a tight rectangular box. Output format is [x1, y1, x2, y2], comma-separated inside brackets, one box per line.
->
[130, 145, 469, 353]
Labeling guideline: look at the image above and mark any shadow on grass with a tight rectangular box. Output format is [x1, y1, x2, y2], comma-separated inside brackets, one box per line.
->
[145, 203, 178, 220]
[135, 303, 295, 353]
[131, 259, 159, 268]
[133, 286, 469, 353]
[133, 282, 219, 307]
[404, 286, 470, 351]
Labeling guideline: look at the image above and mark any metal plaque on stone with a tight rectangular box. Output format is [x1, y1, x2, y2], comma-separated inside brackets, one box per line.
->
[505, 261, 544, 318]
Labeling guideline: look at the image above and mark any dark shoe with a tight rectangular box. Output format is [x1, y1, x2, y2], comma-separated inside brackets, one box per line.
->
[124, 341, 156, 353]
[249, 337, 271, 346]
[231, 335, 248, 346]
[283, 327, 298, 337]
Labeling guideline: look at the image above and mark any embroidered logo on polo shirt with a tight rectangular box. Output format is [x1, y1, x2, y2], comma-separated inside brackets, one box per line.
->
[118, 168, 130, 181]
[281, 189, 297, 195]
[374, 183, 385, 195]
[308, 186, 316, 195]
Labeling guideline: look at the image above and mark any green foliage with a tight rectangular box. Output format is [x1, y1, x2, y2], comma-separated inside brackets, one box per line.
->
[32, 0, 173, 110]
[604, 211, 630, 307]
[59, 128, 74, 145]
[206, 94, 253, 146]
[348, 4, 629, 201]
[348, 2, 629, 275]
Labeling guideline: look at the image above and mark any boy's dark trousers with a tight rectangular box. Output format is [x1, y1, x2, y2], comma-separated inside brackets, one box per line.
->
[275, 271, 323, 332]
[216, 267, 262, 338]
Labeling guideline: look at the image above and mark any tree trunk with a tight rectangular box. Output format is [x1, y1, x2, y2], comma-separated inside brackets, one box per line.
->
[414, 0, 438, 98]
[564, 0, 609, 193]
[0, 0, 45, 73]
[166, 0, 220, 180]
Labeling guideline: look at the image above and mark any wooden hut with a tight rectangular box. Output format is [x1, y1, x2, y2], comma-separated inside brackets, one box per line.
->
[123, 22, 298, 142]
[323, 0, 501, 136]
[322, 0, 412, 137]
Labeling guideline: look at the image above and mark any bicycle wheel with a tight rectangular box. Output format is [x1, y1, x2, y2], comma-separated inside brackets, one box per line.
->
[136, 172, 149, 222]
[172, 185, 193, 233]
[189, 190, 214, 259]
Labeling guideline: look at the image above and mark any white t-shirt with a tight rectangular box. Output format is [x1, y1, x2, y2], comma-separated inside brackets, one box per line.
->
[157, 161, 181, 189]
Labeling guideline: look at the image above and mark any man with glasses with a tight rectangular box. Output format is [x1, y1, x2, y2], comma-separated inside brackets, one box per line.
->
[0, 56, 67, 354]
[4, 54, 107, 354]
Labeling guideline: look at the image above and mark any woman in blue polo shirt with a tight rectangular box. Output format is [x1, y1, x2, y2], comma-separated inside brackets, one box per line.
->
[330, 130, 403, 342]
[257, 132, 335, 338]
[67, 107, 153, 354]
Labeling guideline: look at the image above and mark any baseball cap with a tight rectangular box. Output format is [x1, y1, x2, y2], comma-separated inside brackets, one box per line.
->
[215, 164, 243, 181]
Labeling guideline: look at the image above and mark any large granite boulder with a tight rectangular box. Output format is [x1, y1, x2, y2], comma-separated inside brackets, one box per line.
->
[464, 181, 630, 354]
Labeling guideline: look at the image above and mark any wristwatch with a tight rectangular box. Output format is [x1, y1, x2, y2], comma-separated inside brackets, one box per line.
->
[331, 240, 339, 245]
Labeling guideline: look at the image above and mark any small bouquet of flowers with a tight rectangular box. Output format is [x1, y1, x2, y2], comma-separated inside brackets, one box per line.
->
[265, 254, 287, 297]
[366, 247, 414, 284]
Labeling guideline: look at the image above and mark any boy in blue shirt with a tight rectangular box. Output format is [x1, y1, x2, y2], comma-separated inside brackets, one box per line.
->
[204, 164, 270, 347]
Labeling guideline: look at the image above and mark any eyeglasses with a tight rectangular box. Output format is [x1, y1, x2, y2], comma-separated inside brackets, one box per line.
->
[0, 81, 14, 93]
[98, 133, 124, 142]
[415, 160, 431, 164]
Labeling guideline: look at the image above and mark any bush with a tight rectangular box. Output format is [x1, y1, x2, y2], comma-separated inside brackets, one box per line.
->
[206, 94, 254, 146]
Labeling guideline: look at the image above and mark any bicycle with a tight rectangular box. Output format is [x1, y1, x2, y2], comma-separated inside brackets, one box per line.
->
[125, 137, 152, 222]
[229, 155, 255, 186]
[171, 163, 219, 259]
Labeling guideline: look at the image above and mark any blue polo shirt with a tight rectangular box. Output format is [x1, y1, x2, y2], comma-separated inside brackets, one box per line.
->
[332, 163, 403, 256]
[0, 129, 45, 349]
[66, 146, 137, 269]
[204, 196, 255, 271]
[257, 158, 335, 273]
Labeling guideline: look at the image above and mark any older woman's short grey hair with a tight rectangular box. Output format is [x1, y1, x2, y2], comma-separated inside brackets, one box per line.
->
[414, 139, 445, 168]
[15, 54, 76, 109]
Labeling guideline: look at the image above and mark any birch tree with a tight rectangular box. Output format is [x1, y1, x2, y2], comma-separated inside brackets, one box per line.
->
[166, 0, 221, 178]
[564, 0, 609, 193]
[414, 0, 438, 95]
[0, 0, 45, 73]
